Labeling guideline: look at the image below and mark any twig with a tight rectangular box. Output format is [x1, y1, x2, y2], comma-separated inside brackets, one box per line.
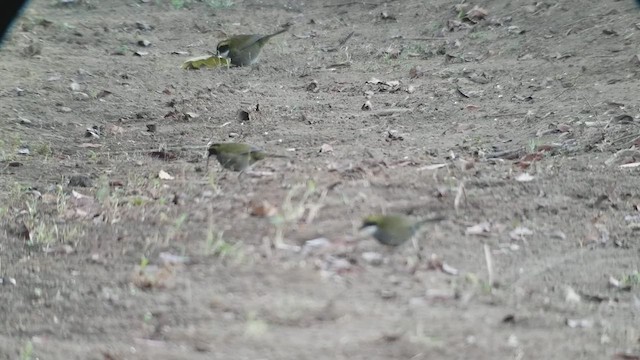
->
[391, 36, 447, 41]
[371, 108, 412, 117]
[454, 181, 466, 213]
[483, 243, 495, 287]
[337, 31, 355, 47]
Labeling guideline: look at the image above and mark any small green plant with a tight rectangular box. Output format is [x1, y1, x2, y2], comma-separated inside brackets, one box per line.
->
[114, 44, 129, 55]
[139, 255, 150, 270]
[170, 0, 185, 9]
[87, 150, 98, 161]
[96, 177, 110, 204]
[19, 340, 33, 360]
[244, 311, 268, 338]
[205, 228, 242, 259]
[621, 271, 640, 287]
[143, 311, 153, 323]
[30, 221, 58, 245]
[35, 142, 52, 157]
[205, 0, 234, 9]
[130, 196, 145, 206]
[55, 184, 66, 213]
[269, 179, 325, 249]
[166, 213, 188, 241]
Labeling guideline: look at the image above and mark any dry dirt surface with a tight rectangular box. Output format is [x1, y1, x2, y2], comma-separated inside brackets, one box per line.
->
[1, 0, 640, 359]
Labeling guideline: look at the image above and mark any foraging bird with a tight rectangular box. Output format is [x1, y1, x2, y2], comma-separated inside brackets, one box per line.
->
[360, 214, 444, 247]
[206, 142, 287, 172]
[216, 28, 288, 66]
[0, 0, 30, 45]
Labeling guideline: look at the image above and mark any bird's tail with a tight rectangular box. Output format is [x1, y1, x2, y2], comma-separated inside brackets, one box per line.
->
[265, 27, 289, 40]
[265, 153, 289, 159]
[416, 215, 446, 227]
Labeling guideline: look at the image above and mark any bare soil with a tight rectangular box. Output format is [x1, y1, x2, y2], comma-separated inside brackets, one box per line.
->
[1, 0, 640, 359]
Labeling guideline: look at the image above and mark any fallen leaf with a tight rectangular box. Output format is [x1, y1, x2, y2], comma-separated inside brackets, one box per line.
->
[78, 143, 102, 148]
[418, 163, 448, 171]
[149, 150, 177, 160]
[96, 90, 112, 99]
[409, 65, 423, 79]
[106, 124, 124, 135]
[465, 5, 489, 23]
[515, 173, 535, 182]
[620, 162, 640, 168]
[441, 262, 459, 275]
[613, 353, 640, 360]
[301, 237, 332, 256]
[509, 226, 533, 240]
[319, 144, 333, 153]
[465, 222, 491, 236]
[565, 286, 581, 303]
[158, 252, 190, 265]
[249, 200, 278, 217]
[362, 252, 384, 266]
[380, 11, 396, 20]
[566, 318, 593, 328]
[158, 170, 174, 180]
[181, 55, 230, 70]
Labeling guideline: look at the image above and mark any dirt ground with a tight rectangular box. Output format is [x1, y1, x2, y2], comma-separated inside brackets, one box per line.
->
[1, 0, 640, 358]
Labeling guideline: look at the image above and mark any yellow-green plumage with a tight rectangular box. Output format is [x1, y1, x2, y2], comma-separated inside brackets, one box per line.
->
[206, 143, 286, 172]
[216, 28, 288, 66]
[361, 214, 444, 246]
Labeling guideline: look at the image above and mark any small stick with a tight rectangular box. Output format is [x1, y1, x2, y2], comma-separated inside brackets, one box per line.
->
[483, 243, 495, 288]
[454, 180, 466, 214]
[337, 31, 355, 47]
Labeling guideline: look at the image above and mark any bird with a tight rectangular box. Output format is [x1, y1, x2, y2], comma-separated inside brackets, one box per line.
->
[216, 28, 288, 66]
[206, 142, 287, 172]
[0, 0, 30, 45]
[360, 214, 445, 247]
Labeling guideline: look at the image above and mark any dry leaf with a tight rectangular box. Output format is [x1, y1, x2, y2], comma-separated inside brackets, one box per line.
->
[566, 318, 593, 328]
[158, 170, 174, 180]
[509, 226, 533, 240]
[465, 222, 491, 236]
[465, 6, 489, 22]
[158, 252, 190, 265]
[319, 144, 334, 153]
[106, 124, 124, 135]
[78, 143, 102, 148]
[249, 200, 278, 217]
[620, 162, 640, 168]
[515, 173, 534, 182]
[417, 163, 447, 171]
[181, 55, 230, 70]
[565, 286, 581, 303]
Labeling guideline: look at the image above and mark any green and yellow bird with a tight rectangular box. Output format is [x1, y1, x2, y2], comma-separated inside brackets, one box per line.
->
[206, 142, 287, 172]
[360, 214, 445, 247]
[216, 28, 288, 66]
